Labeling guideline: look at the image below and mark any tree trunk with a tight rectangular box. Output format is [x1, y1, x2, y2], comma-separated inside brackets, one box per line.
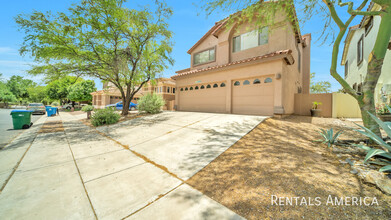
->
[358, 54, 385, 137]
[359, 8, 391, 137]
[122, 86, 131, 116]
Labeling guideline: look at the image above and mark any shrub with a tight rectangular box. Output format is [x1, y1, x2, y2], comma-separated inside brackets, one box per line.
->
[316, 128, 343, 148]
[353, 106, 391, 172]
[91, 108, 120, 126]
[81, 105, 94, 112]
[51, 101, 60, 106]
[137, 93, 165, 114]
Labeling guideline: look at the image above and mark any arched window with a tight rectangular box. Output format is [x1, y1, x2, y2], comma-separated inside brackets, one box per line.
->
[201, 85, 205, 89]
[243, 80, 250, 85]
[180, 88, 184, 91]
[195, 86, 199, 90]
[234, 81, 240, 86]
[185, 87, 188, 91]
[220, 83, 226, 87]
[264, 77, 273, 83]
[206, 84, 211, 89]
[190, 87, 193, 90]
[253, 79, 261, 84]
[213, 84, 218, 88]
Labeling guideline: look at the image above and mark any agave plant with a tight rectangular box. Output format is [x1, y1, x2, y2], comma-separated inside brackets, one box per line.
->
[353, 106, 391, 173]
[317, 128, 344, 148]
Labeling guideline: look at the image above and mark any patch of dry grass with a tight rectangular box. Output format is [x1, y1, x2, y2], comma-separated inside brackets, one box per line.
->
[187, 116, 391, 219]
[39, 121, 64, 133]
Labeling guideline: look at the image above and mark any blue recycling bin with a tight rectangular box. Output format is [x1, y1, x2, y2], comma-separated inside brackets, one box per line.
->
[46, 107, 57, 117]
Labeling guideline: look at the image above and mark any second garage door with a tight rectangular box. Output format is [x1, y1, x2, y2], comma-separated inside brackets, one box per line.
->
[178, 82, 226, 113]
[232, 76, 274, 115]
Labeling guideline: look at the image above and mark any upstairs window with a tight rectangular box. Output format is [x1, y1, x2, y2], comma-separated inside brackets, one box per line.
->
[365, 16, 373, 36]
[357, 35, 364, 65]
[194, 48, 215, 65]
[233, 27, 268, 52]
[201, 85, 205, 89]
[173, 88, 175, 93]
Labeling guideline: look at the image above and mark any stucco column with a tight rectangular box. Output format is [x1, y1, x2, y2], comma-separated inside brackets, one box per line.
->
[274, 73, 284, 114]
[226, 79, 232, 113]
[175, 86, 179, 111]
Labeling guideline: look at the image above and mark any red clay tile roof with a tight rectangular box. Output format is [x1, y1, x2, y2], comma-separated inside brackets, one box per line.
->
[186, 23, 222, 54]
[172, 49, 293, 79]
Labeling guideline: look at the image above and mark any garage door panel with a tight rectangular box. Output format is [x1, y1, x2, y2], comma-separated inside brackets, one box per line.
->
[179, 87, 226, 113]
[232, 77, 274, 116]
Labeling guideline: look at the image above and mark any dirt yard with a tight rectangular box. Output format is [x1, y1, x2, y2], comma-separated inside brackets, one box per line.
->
[187, 116, 391, 219]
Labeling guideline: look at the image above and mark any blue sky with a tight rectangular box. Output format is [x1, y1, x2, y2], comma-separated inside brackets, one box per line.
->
[0, 0, 366, 91]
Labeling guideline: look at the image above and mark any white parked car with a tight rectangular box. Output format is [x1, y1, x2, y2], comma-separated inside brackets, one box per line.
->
[62, 103, 87, 110]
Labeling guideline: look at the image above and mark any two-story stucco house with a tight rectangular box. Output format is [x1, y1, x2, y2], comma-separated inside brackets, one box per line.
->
[341, 3, 391, 105]
[91, 78, 176, 109]
[172, 5, 311, 116]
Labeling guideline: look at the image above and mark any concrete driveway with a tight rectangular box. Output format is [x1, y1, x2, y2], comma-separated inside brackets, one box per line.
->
[97, 111, 267, 181]
[0, 111, 267, 220]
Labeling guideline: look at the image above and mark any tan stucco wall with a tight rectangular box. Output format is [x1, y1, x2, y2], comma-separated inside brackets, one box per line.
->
[294, 93, 333, 117]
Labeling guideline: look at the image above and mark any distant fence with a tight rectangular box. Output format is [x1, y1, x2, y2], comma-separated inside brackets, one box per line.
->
[294, 93, 362, 118]
[332, 93, 361, 118]
[163, 100, 175, 111]
[294, 93, 332, 117]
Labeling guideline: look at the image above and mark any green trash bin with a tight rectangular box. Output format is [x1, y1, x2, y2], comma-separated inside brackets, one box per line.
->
[10, 110, 34, 130]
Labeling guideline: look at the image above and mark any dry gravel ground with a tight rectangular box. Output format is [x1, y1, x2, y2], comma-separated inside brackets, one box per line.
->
[187, 116, 391, 219]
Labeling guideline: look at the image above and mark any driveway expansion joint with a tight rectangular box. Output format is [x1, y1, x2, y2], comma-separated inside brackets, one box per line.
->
[62, 116, 98, 220]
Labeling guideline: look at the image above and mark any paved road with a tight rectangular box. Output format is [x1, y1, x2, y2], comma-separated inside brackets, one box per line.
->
[0, 109, 42, 149]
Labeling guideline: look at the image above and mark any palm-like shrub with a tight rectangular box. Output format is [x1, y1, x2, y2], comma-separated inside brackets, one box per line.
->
[317, 128, 343, 148]
[137, 93, 165, 114]
[91, 108, 120, 126]
[353, 106, 391, 172]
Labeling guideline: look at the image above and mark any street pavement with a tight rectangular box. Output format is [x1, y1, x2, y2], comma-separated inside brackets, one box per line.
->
[0, 109, 42, 149]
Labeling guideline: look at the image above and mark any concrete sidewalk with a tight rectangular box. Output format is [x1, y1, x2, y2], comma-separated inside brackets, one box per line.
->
[0, 112, 245, 219]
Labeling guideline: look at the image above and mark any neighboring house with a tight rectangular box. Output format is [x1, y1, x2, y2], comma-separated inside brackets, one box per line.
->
[91, 78, 176, 109]
[172, 4, 311, 116]
[341, 3, 391, 105]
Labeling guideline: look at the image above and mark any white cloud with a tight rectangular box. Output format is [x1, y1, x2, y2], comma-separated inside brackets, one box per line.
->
[0, 60, 35, 68]
[0, 47, 18, 55]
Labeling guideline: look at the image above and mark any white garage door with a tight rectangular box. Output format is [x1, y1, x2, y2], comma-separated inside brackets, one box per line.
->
[232, 77, 274, 115]
[178, 82, 226, 113]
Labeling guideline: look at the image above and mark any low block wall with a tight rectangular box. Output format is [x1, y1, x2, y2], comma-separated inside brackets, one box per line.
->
[294, 93, 362, 118]
[332, 93, 361, 118]
[294, 93, 333, 117]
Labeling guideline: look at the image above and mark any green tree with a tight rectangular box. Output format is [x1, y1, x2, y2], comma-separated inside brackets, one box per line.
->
[45, 76, 81, 104]
[310, 73, 331, 94]
[0, 83, 17, 107]
[27, 86, 47, 103]
[199, 0, 391, 136]
[67, 80, 96, 103]
[6, 75, 36, 102]
[16, 0, 174, 116]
